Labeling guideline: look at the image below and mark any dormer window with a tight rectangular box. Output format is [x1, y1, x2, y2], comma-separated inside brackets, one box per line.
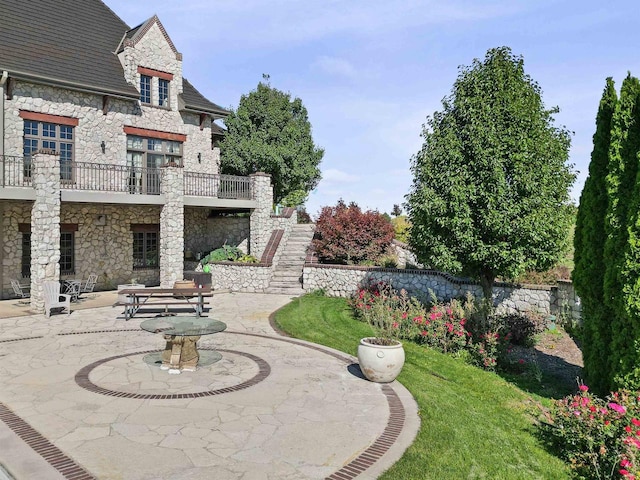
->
[137, 66, 173, 108]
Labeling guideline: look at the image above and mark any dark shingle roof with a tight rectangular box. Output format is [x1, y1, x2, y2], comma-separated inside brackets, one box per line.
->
[182, 79, 229, 117]
[0, 0, 228, 115]
[0, 0, 139, 98]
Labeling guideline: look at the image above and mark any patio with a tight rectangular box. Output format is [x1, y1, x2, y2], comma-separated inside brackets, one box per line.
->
[0, 292, 419, 479]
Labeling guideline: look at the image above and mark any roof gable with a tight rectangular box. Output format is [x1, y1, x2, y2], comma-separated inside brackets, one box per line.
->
[118, 15, 182, 61]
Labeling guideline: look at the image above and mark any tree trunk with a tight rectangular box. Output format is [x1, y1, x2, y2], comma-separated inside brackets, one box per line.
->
[478, 270, 495, 330]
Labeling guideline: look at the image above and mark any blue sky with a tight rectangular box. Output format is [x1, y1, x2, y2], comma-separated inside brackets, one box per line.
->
[106, 0, 639, 216]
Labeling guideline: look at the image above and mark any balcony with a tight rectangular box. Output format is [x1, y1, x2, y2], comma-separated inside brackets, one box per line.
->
[1, 156, 254, 204]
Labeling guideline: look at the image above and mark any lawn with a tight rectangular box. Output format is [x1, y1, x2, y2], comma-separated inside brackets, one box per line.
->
[273, 294, 570, 479]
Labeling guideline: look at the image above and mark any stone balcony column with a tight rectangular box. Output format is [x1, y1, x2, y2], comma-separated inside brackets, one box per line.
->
[30, 151, 61, 312]
[160, 165, 184, 287]
[249, 172, 274, 260]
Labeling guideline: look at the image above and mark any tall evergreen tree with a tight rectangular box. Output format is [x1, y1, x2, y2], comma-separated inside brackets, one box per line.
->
[573, 78, 617, 395]
[603, 74, 640, 391]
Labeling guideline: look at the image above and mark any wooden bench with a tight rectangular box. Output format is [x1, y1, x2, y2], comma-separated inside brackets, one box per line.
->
[114, 287, 214, 320]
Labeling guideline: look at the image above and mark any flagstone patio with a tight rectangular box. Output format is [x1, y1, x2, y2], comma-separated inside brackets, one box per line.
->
[0, 292, 419, 479]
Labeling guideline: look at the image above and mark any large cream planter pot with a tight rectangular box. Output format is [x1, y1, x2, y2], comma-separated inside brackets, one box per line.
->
[357, 338, 405, 383]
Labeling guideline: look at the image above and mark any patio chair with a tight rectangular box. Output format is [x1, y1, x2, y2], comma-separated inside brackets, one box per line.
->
[11, 279, 30, 299]
[43, 281, 71, 317]
[80, 274, 98, 295]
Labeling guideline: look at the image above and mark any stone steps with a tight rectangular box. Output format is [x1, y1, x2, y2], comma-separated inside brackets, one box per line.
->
[267, 224, 315, 293]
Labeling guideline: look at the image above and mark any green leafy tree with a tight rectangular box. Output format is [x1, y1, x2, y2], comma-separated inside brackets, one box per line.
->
[406, 47, 575, 308]
[220, 76, 324, 204]
[603, 75, 640, 391]
[573, 78, 617, 395]
[391, 204, 403, 217]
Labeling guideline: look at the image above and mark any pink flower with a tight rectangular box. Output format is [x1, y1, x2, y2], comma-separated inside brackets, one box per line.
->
[579, 384, 589, 392]
[420, 330, 428, 336]
[518, 359, 525, 365]
[392, 322, 399, 329]
[621, 459, 631, 468]
[609, 402, 627, 415]
[402, 312, 408, 319]
[632, 418, 640, 427]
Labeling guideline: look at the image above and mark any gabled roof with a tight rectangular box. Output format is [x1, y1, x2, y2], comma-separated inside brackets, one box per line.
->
[0, 0, 227, 116]
[118, 15, 181, 60]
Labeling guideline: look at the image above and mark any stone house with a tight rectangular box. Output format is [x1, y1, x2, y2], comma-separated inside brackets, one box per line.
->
[0, 0, 278, 309]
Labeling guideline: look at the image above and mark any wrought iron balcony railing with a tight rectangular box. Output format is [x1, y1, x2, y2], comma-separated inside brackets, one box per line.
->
[1, 156, 253, 200]
[184, 172, 253, 199]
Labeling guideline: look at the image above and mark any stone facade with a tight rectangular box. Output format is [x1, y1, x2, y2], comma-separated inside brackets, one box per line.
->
[0, 15, 278, 305]
[184, 209, 250, 257]
[303, 264, 582, 322]
[160, 166, 184, 287]
[1, 201, 163, 296]
[30, 153, 61, 310]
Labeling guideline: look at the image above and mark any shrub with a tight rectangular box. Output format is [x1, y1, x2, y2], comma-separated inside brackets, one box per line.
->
[378, 253, 398, 268]
[391, 216, 410, 243]
[540, 386, 640, 480]
[297, 208, 312, 224]
[201, 245, 244, 263]
[313, 200, 394, 264]
[493, 311, 547, 346]
[350, 281, 425, 343]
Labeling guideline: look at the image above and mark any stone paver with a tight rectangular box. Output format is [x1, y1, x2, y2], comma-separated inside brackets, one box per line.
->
[0, 292, 419, 479]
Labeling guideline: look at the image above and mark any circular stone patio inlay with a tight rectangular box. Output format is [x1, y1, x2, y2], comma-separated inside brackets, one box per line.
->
[74, 348, 270, 399]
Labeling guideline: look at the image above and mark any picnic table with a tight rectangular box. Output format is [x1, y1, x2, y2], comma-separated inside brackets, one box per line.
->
[115, 287, 213, 320]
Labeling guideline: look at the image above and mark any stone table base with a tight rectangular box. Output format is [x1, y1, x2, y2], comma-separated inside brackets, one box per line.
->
[161, 334, 201, 373]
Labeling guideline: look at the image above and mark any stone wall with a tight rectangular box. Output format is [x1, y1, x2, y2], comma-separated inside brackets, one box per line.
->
[303, 264, 581, 321]
[208, 264, 273, 293]
[1, 201, 163, 297]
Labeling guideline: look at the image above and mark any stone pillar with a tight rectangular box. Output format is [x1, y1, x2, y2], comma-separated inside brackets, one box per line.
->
[249, 172, 274, 260]
[30, 152, 61, 312]
[160, 165, 184, 287]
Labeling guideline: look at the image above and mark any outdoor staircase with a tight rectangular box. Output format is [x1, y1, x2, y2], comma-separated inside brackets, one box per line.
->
[266, 223, 315, 295]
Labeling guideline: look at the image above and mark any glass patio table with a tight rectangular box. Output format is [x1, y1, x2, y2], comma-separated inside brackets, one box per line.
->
[140, 316, 227, 374]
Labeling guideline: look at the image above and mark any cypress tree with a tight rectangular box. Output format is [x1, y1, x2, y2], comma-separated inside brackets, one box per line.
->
[604, 74, 640, 392]
[573, 78, 617, 395]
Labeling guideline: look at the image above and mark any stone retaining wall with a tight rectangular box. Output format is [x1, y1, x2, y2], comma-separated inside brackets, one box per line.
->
[208, 263, 272, 292]
[303, 264, 581, 321]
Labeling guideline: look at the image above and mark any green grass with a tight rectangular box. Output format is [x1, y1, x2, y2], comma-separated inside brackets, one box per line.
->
[273, 295, 570, 479]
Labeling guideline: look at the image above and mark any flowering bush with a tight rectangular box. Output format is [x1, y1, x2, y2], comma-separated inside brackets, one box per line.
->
[414, 301, 469, 354]
[540, 386, 640, 479]
[350, 281, 425, 345]
[469, 330, 512, 371]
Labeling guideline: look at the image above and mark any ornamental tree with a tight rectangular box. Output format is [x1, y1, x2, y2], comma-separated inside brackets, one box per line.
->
[312, 200, 394, 265]
[219, 76, 324, 204]
[573, 78, 617, 395]
[406, 47, 575, 307]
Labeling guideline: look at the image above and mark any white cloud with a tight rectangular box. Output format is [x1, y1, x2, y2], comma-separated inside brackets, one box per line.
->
[321, 169, 360, 184]
[311, 56, 357, 79]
